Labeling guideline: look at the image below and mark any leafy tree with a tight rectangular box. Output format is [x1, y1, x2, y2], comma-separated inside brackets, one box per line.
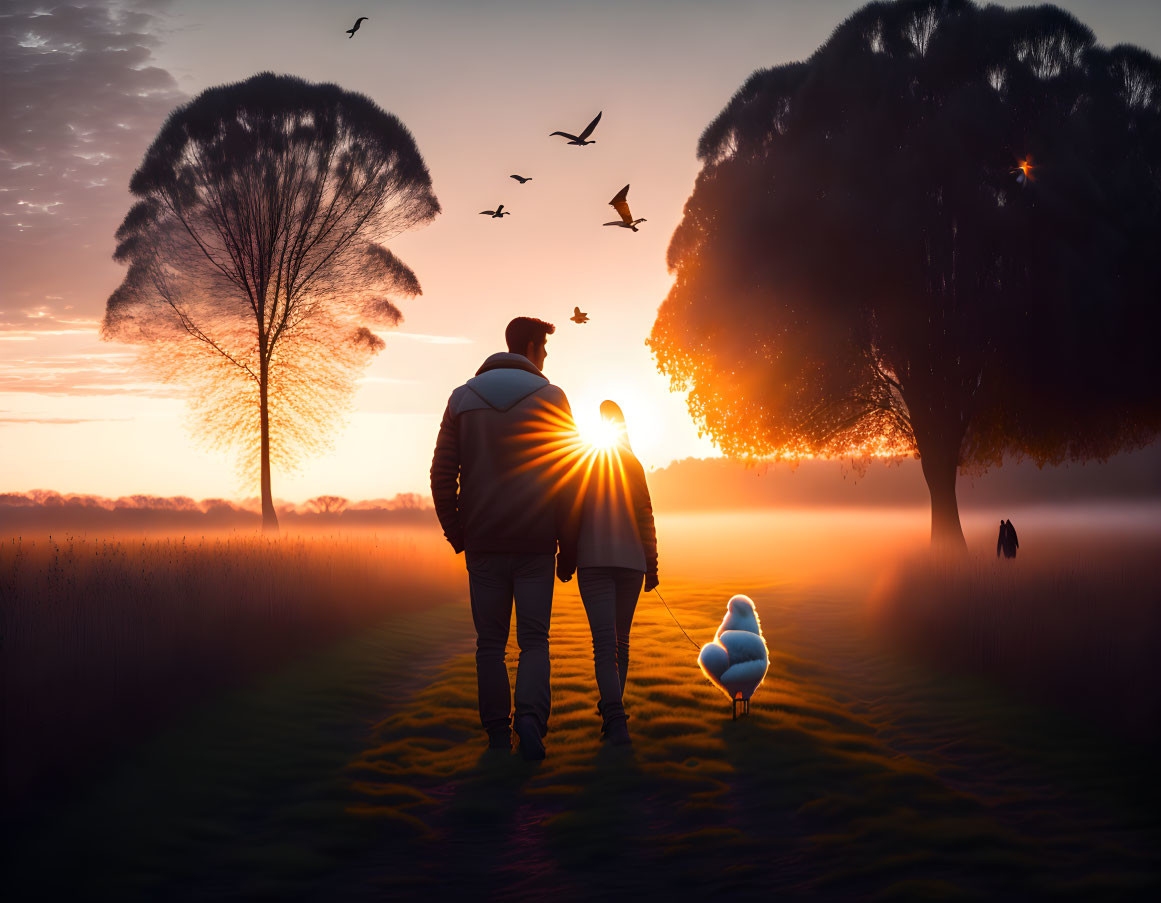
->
[103, 73, 439, 532]
[650, 0, 1161, 546]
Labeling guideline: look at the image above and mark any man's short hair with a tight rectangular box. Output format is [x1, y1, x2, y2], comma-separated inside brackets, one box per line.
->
[505, 317, 555, 354]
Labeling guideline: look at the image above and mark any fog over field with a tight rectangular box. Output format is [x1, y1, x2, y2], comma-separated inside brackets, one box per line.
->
[656, 501, 1161, 584]
[5, 505, 1158, 899]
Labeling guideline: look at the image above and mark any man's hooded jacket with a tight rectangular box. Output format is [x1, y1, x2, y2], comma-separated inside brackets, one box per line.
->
[430, 352, 577, 558]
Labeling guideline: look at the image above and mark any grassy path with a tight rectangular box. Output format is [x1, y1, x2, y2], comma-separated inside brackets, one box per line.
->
[6, 580, 1158, 901]
[335, 581, 1159, 900]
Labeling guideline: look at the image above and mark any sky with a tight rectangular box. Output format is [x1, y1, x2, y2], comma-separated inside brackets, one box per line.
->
[2, 0, 1160, 503]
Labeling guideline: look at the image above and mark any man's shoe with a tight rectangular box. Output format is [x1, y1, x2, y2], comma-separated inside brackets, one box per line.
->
[605, 718, 632, 747]
[487, 726, 511, 751]
[514, 717, 546, 761]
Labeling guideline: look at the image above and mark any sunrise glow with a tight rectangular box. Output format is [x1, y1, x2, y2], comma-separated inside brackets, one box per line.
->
[5, 2, 1160, 898]
[578, 413, 623, 451]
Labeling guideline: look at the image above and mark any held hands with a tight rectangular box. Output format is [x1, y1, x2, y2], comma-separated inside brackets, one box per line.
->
[557, 555, 576, 583]
[644, 573, 659, 592]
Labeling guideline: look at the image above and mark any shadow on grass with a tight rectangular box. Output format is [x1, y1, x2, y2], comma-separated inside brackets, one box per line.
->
[6, 578, 1158, 901]
[2, 603, 474, 902]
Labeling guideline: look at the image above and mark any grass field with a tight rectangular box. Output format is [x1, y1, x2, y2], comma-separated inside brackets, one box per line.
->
[3, 510, 1159, 900]
[1, 529, 462, 800]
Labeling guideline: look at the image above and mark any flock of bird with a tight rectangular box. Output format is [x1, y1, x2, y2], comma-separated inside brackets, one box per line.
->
[480, 109, 648, 239]
[345, 17, 645, 326]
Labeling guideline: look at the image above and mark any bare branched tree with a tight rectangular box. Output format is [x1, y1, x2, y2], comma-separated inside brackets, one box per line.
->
[103, 73, 440, 531]
[306, 495, 350, 515]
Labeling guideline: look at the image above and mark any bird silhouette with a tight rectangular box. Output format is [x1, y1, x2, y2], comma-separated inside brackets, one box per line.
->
[346, 17, 369, 38]
[604, 184, 647, 232]
[1011, 157, 1034, 185]
[570, 306, 589, 324]
[550, 111, 602, 146]
[479, 205, 510, 218]
[510, 174, 532, 184]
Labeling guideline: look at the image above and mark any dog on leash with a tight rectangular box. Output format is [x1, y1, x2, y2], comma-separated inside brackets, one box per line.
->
[698, 595, 769, 717]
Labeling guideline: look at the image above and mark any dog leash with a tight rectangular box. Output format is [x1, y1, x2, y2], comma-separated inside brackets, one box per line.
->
[652, 587, 701, 651]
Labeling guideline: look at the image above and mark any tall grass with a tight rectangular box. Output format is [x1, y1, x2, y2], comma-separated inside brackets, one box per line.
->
[1, 529, 462, 803]
[868, 534, 1161, 741]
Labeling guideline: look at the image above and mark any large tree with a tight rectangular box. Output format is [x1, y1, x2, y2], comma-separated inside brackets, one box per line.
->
[103, 73, 439, 532]
[650, 0, 1161, 547]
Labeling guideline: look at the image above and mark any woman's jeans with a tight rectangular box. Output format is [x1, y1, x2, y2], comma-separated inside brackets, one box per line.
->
[577, 566, 643, 726]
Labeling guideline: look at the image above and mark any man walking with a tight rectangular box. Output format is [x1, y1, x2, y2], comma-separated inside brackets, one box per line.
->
[430, 317, 577, 760]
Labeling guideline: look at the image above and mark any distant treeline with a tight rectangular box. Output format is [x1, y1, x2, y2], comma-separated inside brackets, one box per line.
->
[0, 491, 436, 531]
[5, 441, 1158, 529]
[647, 444, 1161, 512]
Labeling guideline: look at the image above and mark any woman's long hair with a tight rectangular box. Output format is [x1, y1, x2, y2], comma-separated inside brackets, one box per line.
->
[600, 399, 632, 451]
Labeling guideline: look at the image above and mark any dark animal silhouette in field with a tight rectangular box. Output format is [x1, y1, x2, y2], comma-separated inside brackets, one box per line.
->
[604, 184, 646, 231]
[510, 174, 532, 184]
[480, 205, 510, 218]
[346, 17, 368, 38]
[996, 519, 1019, 558]
[550, 111, 602, 146]
[570, 306, 589, 324]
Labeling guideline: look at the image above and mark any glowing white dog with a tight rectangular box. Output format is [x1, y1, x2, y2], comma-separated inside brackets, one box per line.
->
[698, 595, 769, 717]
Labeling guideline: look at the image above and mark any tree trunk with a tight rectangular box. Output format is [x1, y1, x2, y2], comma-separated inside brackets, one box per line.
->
[259, 358, 279, 534]
[917, 438, 965, 550]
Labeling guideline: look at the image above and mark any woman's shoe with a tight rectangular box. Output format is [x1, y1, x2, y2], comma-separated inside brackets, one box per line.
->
[605, 718, 632, 747]
[514, 716, 546, 761]
[487, 726, 511, 750]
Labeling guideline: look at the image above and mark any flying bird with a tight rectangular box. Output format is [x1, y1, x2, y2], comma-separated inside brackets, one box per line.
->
[1012, 157, 1034, 185]
[570, 307, 589, 324]
[604, 184, 647, 232]
[550, 111, 602, 146]
[479, 205, 510, 218]
[510, 174, 532, 184]
[346, 17, 369, 38]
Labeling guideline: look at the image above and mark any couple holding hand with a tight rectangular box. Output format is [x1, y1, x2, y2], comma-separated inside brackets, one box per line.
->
[430, 316, 658, 759]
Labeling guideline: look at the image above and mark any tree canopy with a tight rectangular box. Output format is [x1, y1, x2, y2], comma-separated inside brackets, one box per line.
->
[649, 0, 1161, 546]
[103, 72, 440, 531]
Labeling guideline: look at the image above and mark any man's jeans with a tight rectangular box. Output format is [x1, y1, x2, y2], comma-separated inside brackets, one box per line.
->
[465, 551, 554, 735]
[577, 566, 643, 726]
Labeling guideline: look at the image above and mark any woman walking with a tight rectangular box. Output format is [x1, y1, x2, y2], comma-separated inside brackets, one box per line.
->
[558, 400, 658, 747]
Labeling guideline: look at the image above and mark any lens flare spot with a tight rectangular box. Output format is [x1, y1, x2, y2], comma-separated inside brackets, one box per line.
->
[579, 415, 622, 451]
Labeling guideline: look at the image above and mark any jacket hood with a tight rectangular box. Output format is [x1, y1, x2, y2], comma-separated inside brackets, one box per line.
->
[475, 352, 543, 377]
[463, 352, 549, 413]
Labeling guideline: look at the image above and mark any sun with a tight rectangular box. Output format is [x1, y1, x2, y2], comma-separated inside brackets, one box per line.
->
[579, 415, 622, 451]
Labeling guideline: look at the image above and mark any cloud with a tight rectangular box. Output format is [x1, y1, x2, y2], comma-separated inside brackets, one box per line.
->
[0, 415, 131, 424]
[356, 376, 416, 385]
[0, 345, 181, 396]
[0, 304, 101, 335]
[0, 0, 184, 243]
[385, 332, 474, 345]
